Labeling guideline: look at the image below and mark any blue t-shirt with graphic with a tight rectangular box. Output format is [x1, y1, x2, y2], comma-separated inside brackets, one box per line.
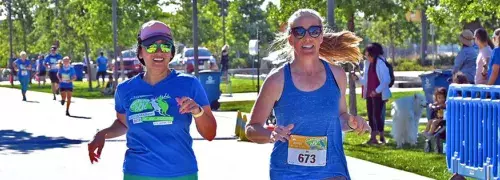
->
[37, 59, 46, 72]
[97, 56, 108, 72]
[58, 66, 76, 88]
[114, 70, 209, 178]
[15, 59, 31, 77]
[45, 54, 63, 72]
[488, 48, 500, 85]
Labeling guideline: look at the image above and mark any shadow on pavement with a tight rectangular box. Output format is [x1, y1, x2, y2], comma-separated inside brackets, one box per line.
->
[68, 115, 92, 119]
[0, 130, 83, 154]
[25, 100, 40, 103]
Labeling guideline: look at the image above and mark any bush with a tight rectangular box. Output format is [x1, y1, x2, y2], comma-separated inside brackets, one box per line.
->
[393, 59, 429, 71]
[230, 58, 248, 69]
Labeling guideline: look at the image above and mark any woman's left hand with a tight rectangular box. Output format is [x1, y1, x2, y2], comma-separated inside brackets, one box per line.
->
[348, 115, 371, 135]
[176, 97, 201, 114]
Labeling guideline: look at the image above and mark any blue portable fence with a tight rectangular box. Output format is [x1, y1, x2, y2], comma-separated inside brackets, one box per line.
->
[446, 84, 500, 180]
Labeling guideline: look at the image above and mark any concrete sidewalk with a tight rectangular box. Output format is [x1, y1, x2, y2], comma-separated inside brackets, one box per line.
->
[0, 87, 434, 180]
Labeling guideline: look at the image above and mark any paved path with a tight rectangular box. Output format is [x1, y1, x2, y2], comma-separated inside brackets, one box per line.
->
[0, 87, 433, 180]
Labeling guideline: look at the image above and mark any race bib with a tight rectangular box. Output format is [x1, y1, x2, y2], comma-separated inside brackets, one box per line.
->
[62, 74, 70, 82]
[21, 70, 28, 76]
[287, 135, 327, 167]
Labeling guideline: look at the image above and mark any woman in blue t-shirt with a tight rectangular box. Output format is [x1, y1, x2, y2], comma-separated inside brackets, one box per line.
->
[57, 56, 76, 116]
[487, 28, 500, 85]
[13, 51, 32, 101]
[87, 20, 217, 180]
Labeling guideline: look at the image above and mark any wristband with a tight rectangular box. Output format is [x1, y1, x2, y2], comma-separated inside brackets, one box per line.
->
[193, 106, 204, 118]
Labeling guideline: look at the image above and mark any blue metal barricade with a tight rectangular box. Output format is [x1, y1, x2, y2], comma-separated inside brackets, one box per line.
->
[447, 84, 500, 180]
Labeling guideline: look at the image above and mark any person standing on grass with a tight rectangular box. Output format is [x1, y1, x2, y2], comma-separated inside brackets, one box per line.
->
[45, 45, 63, 101]
[96, 52, 108, 88]
[58, 56, 76, 116]
[13, 51, 32, 101]
[487, 28, 500, 85]
[245, 9, 370, 180]
[357, 43, 392, 145]
[473, 28, 494, 84]
[87, 20, 217, 180]
[453, 30, 478, 84]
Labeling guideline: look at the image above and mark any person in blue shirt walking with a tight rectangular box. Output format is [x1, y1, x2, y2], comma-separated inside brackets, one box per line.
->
[87, 20, 217, 180]
[45, 45, 63, 100]
[245, 9, 370, 180]
[96, 52, 108, 88]
[13, 51, 32, 101]
[487, 28, 500, 85]
[453, 30, 478, 84]
[58, 56, 76, 116]
[36, 55, 47, 87]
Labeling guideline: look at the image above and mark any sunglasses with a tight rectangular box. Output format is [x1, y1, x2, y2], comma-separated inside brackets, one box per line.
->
[290, 25, 323, 39]
[141, 42, 173, 54]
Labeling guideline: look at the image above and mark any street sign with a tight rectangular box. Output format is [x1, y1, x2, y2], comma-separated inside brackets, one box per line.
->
[249, 40, 259, 56]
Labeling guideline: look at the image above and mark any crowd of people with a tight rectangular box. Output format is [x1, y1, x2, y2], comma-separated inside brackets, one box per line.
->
[6, 45, 110, 116]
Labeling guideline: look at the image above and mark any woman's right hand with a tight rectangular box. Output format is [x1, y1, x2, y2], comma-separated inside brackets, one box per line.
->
[88, 131, 106, 164]
[270, 124, 294, 143]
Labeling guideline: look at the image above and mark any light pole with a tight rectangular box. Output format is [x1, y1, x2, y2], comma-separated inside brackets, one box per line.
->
[327, 0, 336, 30]
[112, 0, 119, 90]
[7, 0, 13, 68]
[193, 0, 199, 77]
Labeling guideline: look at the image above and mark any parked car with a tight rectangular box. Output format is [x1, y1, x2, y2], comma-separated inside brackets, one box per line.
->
[182, 47, 218, 74]
[169, 53, 184, 72]
[112, 49, 144, 78]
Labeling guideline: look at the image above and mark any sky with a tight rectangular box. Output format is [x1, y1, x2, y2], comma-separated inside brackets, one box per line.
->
[0, 0, 280, 20]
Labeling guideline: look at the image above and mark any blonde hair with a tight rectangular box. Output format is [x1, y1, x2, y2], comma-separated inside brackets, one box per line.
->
[270, 9, 362, 64]
[19, 51, 27, 56]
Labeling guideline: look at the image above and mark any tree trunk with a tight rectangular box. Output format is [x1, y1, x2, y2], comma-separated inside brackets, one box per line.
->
[420, 9, 428, 65]
[84, 36, 93, 91]
[347, 12, 357, 116]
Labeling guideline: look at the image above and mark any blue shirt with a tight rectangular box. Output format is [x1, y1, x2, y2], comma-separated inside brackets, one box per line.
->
[488, 48, 500, 85]
[15, 59, 31, 77]
[58, 66, 76, 88]
[37, 59, 46, 72]
[271, 61, 350, 180]
[97, 56, 108, 72]
[114, 70, 209, 178]
[453, 46, 478, 83]
[45, 54, 63, 72]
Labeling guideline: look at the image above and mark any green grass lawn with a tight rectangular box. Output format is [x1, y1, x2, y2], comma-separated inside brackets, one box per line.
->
[0, 81, 113, 99]
[220, 77, 259, 94]
[219, 91, 426, 120]
[343, 125, 450, 180]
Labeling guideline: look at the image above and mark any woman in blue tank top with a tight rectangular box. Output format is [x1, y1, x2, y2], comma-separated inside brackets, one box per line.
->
[87, 20, 217, 180]
[246, 9, 371, 180]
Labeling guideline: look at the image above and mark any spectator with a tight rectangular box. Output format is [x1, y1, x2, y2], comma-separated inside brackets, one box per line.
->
[487, 28, 500, 85]
[473, 28, 494, 84]
[453, 30, 478, 84]
[220, 45, 230, 74]
[359, 43, 392, 145]
[96, 52, 108, 88]
[424, 87, 447, 138]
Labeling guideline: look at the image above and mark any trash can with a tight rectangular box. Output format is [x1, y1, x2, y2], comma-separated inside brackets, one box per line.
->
[198, 70, 221, 110]
[419, 69, 453, 120]
[72, 63, 84, 81]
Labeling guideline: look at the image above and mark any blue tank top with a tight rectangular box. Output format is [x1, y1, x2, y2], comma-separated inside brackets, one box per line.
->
[270, 60, 350, 180]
